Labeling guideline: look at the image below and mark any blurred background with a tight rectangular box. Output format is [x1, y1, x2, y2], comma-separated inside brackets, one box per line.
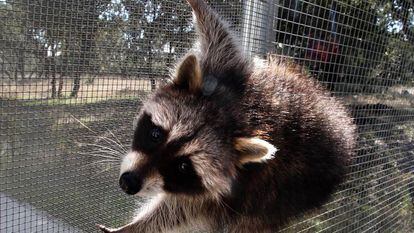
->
[0, 0, 413, 232]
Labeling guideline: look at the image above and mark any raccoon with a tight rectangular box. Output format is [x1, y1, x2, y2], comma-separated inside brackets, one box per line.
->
[97, 0, 356, 232]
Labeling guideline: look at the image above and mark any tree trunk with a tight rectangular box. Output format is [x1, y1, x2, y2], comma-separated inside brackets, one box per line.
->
[51, 69, 58, 99]
[50, 47, 57, 99]
[70, 3, 99, 97]
[27, 71, 35, 79]
[147, 27, 155, 91]
[51, 74, 57, 99]
[70, 73, 81, 97]
[58, 75, 64, 98]
[18, 47, 25, 80]
[5, 70, 11, 79]
[14, 68, 18, 80]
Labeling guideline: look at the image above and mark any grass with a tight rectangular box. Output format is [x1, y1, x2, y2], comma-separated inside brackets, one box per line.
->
[0, 94, 139, 232]
[1, 78, 414, 232]
[343, 85, 414, 109]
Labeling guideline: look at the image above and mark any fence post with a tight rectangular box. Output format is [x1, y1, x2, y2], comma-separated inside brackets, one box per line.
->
[242, 0, 278, 57]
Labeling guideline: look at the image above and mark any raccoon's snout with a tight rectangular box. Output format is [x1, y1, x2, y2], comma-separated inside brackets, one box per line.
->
[119, 172, 142, 195]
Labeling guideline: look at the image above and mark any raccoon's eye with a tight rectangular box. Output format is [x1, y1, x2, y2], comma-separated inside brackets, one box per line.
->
[178, 161, 190, 174]
[150, 127, 163, 142]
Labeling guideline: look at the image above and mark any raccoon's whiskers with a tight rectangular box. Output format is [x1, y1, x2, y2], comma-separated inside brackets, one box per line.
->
[71, 114, 127, 153]
[88, 148, 124, 159]
[83, 135, 126, 154]
[81, 136, 126, 160]
[77, 151, 119, 160]
[70, 114, 99, 134]
[90, 166, 118, 179]
[91, 135, 127, 154]
[104, 127, 127, 153]
[81, 159, 120, 169]
[78, 142, 123, 156]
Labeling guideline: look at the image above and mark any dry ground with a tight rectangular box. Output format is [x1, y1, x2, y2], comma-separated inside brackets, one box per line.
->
[0, 77, 157, 104]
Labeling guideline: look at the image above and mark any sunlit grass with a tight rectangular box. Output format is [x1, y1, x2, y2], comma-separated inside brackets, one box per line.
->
[1, 77, 155, 104]
[20, 94, 142, 106]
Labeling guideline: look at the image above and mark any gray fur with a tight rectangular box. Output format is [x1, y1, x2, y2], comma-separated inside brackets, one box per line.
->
[98, 1, 356, 233]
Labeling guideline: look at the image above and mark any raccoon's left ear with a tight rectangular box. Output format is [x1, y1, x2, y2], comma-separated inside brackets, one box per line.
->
[174, 53, 203, 93]
[234, 137, 278, 164]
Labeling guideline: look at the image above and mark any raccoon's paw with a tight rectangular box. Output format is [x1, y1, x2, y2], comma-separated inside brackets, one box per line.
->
[96, 224, 129, 233]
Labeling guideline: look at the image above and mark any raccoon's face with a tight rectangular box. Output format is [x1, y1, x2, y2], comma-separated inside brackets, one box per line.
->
[120, 91, 233, 199]
[119, 55, 277, 200]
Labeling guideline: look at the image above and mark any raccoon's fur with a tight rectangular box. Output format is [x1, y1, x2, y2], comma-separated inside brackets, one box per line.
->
[98, 0, 356, 232]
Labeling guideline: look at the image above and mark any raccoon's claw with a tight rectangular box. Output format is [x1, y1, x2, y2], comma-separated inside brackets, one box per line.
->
[96, 224, 122, 233]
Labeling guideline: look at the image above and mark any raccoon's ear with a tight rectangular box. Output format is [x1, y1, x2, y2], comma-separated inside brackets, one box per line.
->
[174, 54, 203, 93]
[234, 137, 277, 164]
[187, 0, 251, 90]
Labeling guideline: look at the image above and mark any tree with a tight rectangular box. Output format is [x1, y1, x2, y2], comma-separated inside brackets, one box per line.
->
[0, 1, 41, 80]
[2, 0, 411, 97]
[7, 0, 110, 97]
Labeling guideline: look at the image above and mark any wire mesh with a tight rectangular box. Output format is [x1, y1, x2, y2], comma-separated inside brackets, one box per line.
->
[0, 0, 413, 232]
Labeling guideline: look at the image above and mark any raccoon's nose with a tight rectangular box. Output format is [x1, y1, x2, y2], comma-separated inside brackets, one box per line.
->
[119, 172, 142, 195]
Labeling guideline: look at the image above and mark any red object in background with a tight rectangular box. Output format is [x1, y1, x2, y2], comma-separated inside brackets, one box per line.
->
[306, 34, 339, 63]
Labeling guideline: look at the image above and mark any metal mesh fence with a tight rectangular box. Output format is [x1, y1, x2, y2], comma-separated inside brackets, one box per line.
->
[0, 0, 413, 232]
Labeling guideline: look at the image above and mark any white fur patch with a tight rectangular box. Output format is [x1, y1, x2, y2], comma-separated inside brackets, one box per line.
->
[246, 138, 278, 163]
[120, 151, 141, 175]
[253, 138, 278, 162]
[133, 193, 166, 222]
[137, 176, 164, 198]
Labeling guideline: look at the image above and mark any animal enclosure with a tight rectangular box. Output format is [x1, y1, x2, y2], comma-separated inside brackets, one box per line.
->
[1, 0, 414, 232]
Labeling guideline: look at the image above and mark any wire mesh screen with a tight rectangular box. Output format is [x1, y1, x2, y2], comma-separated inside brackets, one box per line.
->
[0, 0, 413, 232]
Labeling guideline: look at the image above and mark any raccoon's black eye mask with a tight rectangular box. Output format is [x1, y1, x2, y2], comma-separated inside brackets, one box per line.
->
[132, 113, 167, 153]
[160, 155, 204, 195]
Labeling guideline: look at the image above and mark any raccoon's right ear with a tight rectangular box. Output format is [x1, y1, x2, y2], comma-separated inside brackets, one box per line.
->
[174, 53, 203, 93]
[234, 137, 278, 164]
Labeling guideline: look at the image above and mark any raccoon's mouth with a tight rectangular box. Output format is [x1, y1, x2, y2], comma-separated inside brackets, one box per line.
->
[136, 180, 163, 197]
[136, 186, 163, 197]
